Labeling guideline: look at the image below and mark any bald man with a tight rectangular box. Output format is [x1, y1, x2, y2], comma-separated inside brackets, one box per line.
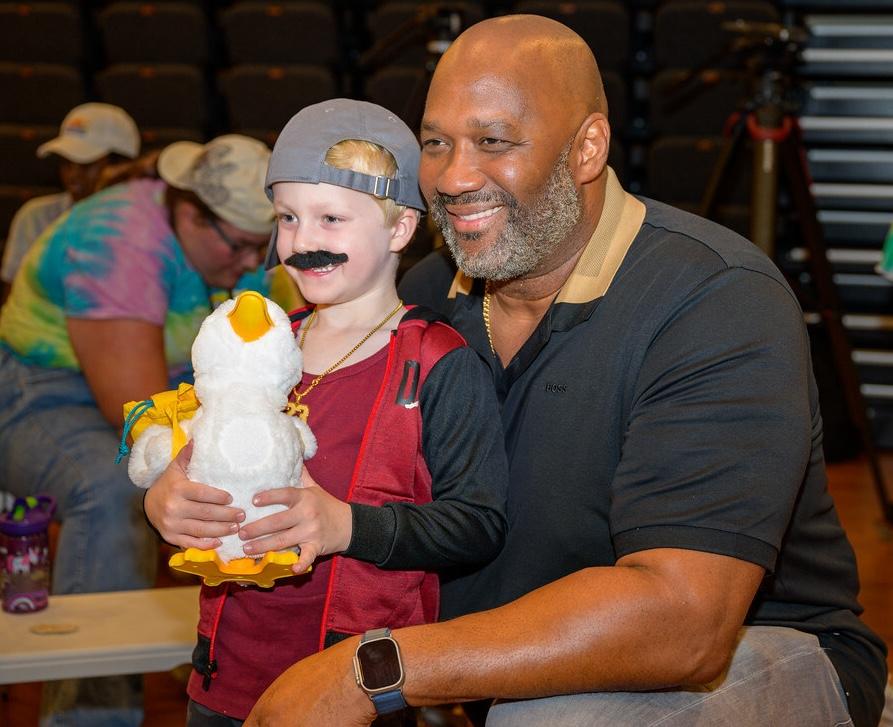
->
[245, 16, 886, 727]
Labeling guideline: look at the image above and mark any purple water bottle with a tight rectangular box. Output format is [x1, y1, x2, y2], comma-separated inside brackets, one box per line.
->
[0, 495, 56, 613]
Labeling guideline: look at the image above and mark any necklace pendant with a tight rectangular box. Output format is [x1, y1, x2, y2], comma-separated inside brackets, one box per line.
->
[285, 400, 310, 422]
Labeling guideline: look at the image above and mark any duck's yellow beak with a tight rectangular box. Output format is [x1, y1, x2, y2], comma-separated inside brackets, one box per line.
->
[228, 291, 273, 343]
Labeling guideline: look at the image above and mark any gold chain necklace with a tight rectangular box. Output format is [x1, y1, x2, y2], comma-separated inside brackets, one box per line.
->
[285, 299, 404, 421]
[482, 281, 496, 356]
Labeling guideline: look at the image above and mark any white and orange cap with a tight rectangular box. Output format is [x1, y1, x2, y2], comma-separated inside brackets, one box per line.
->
[37, 103, 140, 164]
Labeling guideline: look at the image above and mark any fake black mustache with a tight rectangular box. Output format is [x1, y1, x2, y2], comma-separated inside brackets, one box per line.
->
[284, 251, 350, 270]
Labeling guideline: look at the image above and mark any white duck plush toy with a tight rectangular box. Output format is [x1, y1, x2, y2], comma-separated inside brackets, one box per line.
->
[123, 291, 316, 586]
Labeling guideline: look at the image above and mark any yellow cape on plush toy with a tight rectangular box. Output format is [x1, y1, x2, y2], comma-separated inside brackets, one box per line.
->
[119, 383, 199, 463]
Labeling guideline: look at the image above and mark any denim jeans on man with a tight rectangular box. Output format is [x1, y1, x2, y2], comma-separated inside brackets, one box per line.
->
[486, 626, 853, 727]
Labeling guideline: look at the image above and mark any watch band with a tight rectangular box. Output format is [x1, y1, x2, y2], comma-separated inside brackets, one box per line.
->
[371, 688, 408, 714]
[358, 628, 407, 715]
[361, 627, 392, 642]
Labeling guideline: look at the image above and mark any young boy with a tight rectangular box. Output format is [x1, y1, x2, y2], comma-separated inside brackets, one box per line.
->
[143, 99, 509, 724]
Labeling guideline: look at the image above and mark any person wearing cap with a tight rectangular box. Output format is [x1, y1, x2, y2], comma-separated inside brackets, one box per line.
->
[141, 99, 508, 724]
[0, 134, 279, 726]
[0, 103, 141, 302]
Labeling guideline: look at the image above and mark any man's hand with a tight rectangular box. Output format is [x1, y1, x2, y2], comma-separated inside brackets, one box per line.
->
[239, 466, 353, 572]
[143, 442, 245, 549]
[245, 637, 377, 727]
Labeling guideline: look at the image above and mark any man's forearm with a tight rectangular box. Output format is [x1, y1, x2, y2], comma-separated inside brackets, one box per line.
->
[244, 549, 762, 727]
[398, 550, 762, 705]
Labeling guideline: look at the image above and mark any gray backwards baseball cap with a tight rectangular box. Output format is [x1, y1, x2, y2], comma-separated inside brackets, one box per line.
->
[263, 98, 426, 269]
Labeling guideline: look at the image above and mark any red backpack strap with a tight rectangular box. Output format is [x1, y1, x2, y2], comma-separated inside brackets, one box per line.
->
[395, 306, 466, 406]
[320, 307, 464, 645]
[288, 305, 314, 335]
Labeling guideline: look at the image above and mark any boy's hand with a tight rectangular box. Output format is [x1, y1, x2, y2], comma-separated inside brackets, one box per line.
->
[239, 466, 353, 572]
[143, 442, 245, 549]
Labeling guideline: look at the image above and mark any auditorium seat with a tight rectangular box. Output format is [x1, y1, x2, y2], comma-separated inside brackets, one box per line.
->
[646, 135, 752, 207]
[649, 68, 750, 136]
[602, 70, 626, 133]
[512, 1, 628, 71]
[364, 65, 429, 129]
[0, 63, 84, 125]
[608, 139, 626, 186]
[654, 0, 779, 70]
[0, 2, 82, 64]
[218, 64, 338, 139]
[97, 1, 208, 64]
[0, 124, 58, 186]
[139, 126, 205, 151]
[366, 2, 484, 68]
[95, 63, 207, 131]
[220, 2, 338, 65]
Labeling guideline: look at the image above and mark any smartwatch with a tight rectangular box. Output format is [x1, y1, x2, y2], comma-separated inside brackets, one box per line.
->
[353, 628, 407, 715]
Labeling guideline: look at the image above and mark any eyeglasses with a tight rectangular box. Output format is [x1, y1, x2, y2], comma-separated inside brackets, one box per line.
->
[208, 217, 266, 259]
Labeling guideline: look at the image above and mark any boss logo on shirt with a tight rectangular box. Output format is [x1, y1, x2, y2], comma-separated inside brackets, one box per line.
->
[544, 383, 568, 393]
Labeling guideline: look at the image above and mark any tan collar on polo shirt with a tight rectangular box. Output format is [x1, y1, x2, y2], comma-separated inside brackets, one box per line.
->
[447, 167, 646, 304]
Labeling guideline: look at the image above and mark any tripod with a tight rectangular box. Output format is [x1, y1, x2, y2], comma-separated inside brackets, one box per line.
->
[356, 4, 468, 272]
[697, 29, 893, 523]
[357, 3, 466, 133]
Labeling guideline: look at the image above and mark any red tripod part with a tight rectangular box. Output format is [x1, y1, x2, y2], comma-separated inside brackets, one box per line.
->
[746, 113, 793, 142]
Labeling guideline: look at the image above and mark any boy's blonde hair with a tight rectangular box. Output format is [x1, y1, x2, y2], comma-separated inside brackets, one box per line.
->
[324, 139, 408, 227]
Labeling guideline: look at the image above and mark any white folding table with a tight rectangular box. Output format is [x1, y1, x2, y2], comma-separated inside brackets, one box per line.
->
[0, 586, 199, 684]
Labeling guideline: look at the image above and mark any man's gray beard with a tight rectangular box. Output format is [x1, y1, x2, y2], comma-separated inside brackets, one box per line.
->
[430, 142, 583, 281]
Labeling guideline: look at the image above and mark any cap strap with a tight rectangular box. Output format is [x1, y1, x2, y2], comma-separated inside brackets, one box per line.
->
[320, 167, 401, 202]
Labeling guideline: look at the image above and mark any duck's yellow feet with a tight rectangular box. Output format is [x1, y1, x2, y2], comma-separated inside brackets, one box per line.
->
[168, 548, 307, 588]
[169, 548, 216, 567]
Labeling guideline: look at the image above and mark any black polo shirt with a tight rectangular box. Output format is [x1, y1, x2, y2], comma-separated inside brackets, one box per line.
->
[399, 170, 887, 727]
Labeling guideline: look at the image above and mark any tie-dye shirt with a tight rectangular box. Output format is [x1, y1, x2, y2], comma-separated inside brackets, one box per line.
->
[0, 178, 269, 377]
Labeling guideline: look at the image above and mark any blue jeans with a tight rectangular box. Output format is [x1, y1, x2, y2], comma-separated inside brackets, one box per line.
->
[0, 349, 157, 726]
[187, 700, 245, 726]
[486, 626, 853, 727]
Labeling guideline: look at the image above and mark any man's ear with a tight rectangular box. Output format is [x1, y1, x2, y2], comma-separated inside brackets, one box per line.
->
[171, 198, 204, 233]
[389, 208, 419, 254]
[574, 112, 610, 185]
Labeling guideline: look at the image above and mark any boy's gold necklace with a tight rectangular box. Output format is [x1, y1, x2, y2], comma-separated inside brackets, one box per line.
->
[285, 300, 404, 422]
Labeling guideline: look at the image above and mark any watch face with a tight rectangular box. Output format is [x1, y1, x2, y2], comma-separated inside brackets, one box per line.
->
[357, 638, 403, 691]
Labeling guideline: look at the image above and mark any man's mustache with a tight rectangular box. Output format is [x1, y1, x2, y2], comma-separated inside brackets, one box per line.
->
[284, 251, 350, 269]
[429, 191, 518, 242]
[432, 190, 517, 209]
